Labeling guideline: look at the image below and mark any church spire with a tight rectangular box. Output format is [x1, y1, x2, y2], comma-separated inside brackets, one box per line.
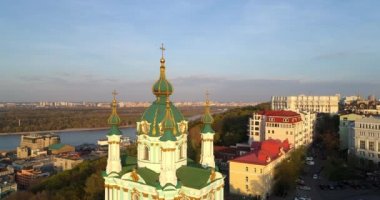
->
[153, 43, 173, 97]
[159, 43, 166, 79]
[106, 90, 122, 174]
[107, 90, 122, 135]
[201, 90, 215, 133]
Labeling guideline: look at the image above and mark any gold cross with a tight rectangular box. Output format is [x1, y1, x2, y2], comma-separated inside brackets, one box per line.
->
[112, 89, 118, 99]
[160, 43, 166, 58]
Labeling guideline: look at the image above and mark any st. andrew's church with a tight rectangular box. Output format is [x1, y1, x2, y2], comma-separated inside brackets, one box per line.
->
[103, 45, 225, 200]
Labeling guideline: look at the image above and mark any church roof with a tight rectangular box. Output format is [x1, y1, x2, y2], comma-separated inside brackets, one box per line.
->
[176, 166, 212, 189]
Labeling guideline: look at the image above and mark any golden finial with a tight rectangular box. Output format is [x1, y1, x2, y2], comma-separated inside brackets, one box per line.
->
[160, 43, 166, 66]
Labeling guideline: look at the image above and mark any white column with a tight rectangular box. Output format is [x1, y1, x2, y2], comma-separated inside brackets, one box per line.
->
[105, 185, 109, 200]
[109, 187, 113, 200]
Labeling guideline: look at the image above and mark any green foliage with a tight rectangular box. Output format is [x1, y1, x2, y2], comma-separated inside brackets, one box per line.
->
[273, 146, 306, 195]
[8, 145, 137, 200]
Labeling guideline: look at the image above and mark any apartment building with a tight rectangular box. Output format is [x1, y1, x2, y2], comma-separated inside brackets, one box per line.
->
[249, 110, 315, 149]
[353, 117, 380, 164]
[271, 95, 340, 113]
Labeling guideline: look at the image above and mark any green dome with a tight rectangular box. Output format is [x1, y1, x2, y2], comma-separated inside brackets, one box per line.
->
[152, 64, 173, 96]
[201, 99, 215, 133]
[139, 96, 185, 137]
[152, 77, 173, 96]
[107, 96, 122, 136]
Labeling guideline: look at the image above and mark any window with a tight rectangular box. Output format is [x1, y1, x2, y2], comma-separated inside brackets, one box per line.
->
[378, 143, 380, 152]
[255, 127, 259, 130]
[179, 145, 184, 159]
[260, 169, 263, 173]
[246, 176, 248, 182]
[144, 145, 149, 160]
[369, 142, 375, 151]
[255, 132, 259, 136]
[255, 121, 259, 125]
[360, 141, 365, 150]
[246, 185, 249, 191]
[268, 130, 270, 134]
[246, 167, 248, 172]
[272, 130, 275, 134]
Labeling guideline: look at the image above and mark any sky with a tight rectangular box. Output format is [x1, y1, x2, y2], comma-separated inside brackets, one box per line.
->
[0, 0, 379, 102]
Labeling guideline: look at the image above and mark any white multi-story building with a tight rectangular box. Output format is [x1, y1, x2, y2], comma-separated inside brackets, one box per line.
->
[249, 110, 315, 149]
[352, 116, 380, 164]
[271, 94, 340, 113]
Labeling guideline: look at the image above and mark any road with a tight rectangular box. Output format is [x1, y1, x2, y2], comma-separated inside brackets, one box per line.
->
[271, 155, 380, 200]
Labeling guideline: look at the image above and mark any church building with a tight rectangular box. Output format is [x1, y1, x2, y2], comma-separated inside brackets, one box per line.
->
[103, 45, 225, 200]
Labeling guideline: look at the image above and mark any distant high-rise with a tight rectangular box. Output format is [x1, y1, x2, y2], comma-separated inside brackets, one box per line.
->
[271, 94, 340, 113]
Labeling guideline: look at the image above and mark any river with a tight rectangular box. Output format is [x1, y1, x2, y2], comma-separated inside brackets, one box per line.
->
[0, 127, 137, 151]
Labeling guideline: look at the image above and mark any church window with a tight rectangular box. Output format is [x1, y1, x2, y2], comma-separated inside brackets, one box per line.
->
[144, 145, 149, 160]
[179, 145, 184, 159]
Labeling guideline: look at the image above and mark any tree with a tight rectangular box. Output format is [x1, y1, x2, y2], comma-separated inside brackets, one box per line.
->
[84, 173, 104, 200]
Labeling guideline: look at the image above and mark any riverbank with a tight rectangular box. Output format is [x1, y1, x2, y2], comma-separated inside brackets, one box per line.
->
[0, 125, 135, 136]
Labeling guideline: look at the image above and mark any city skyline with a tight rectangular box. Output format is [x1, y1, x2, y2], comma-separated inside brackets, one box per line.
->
[1, 1, 380, 102]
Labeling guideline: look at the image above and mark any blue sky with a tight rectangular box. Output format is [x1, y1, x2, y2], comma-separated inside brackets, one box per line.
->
[0, 0, 379, 102]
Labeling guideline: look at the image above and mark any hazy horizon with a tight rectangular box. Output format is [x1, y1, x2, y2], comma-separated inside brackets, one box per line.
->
[1, 1, 379, 102]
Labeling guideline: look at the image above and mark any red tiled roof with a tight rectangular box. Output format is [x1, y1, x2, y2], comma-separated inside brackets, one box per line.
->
[257, 110, 302, 123]
[231, 139, 290, 165]
[258, 110, 300, 117]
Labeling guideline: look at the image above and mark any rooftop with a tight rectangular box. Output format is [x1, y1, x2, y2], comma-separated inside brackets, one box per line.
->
[231, 139, 290, 165]
[258, 110, 300, 117]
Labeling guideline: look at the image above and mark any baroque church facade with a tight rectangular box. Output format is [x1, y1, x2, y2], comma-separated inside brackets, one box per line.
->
[103, 46, 225, 200]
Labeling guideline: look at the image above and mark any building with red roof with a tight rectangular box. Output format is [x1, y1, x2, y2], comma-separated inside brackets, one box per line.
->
[248, 110, 315, 149]
[229, 139, 291, 198]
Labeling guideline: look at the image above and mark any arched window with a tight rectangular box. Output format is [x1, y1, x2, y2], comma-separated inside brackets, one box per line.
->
[179, 145, 184, 159]
[144, 145, 149, 160]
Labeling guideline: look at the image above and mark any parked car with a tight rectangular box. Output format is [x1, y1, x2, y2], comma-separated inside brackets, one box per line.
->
[306, 156, 314, 161]
[313, 174, 318, 179]
[306, 161, 315, 166]
[297, 185, 311, 191]
[296, 178, 305, 185]
[295, 195, 312, 200]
